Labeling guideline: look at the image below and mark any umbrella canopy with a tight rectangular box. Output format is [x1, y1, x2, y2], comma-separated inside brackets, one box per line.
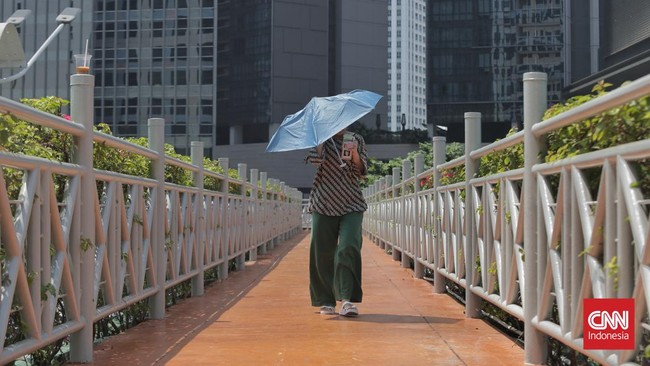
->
[266, 89, 382, 152]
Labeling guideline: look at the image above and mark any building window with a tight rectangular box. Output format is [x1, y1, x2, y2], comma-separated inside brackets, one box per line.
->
[175, 70, 187, 85]
[201, 70, 213, 84]
[128, 72, 138, 86]
[151, 71, 162, 85]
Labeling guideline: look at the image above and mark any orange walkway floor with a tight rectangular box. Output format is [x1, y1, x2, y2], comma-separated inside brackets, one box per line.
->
[78, 231, 524, 365]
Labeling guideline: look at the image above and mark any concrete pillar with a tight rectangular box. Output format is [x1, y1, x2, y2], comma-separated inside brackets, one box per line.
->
[401, 159, 412, 269]
[413, 153, 424, 279]
[229, 125, 243, 145]
[464, 112, 482, 318]
[191, 141, 205, 296]
[69, 72, 96, 363]
[148, 118, 166, 317]
[236, 163, 247, 270]
[218, 157, 230, 280]
[432, 136, 447, 294]
[392, 167, 401, 261]
[523, 71, 548, 364]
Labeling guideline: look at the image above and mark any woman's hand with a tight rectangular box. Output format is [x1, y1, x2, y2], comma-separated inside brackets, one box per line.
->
[350, 142, 363, 172]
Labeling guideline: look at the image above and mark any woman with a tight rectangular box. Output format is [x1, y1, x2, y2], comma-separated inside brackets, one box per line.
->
[305, 128, 368, 317]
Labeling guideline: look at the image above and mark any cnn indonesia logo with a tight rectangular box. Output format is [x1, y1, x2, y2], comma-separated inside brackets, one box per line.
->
[583, 298, 634, 350]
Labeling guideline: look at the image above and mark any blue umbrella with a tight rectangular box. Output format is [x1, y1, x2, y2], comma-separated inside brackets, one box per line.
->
[266, 89, 382, 152]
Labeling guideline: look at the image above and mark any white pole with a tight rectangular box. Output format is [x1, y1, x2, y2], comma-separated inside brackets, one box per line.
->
[191, 141, 205, 296]
[413, 153, 424, 279]
[236, 163, 247, 270]
[218, 158, 230, 280]
[250, 169, 266, 261]
[401, 159, 412, 269]
[432, 136, 446, 293]
[68, 73, 95, 362]
[392, 167, 401, 261]
[464, 112, 481, 318]
[260, 172, 269, 251]
[523, 72, 548, 364]
[148, 118, 166, 319]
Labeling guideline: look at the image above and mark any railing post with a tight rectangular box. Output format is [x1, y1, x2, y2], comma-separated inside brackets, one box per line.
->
[218, 157, 229, 280]
[236, 163, 247, 270]
[401, 159, 412, 269]
[251, 168, 264, 256]
[382, 174, 391, 250]
[268, 178, 276, 246]
[191, 141, 205, 296]
[432, 136, 447, 294]
[246, 168, 256, 260]
[260, 172, 270, 251]
[378, 177, 386, 245]
[69, 72, 95, 363]
[270, 177, 278, 250]
[413, 153, 424, 279]
[278, 181, 287, 243]
[523, 71, 548, 364]
[148, 118, 166, 319]
[276, 179, 282, 242]
[392, 167, 401, 261]
[464, 111, 482, 318]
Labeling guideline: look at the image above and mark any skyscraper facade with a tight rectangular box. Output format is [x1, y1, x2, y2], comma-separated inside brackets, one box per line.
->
[217, 0, 329, 146]
[329, 0, 388, 130]
[92, 0, 218, 156]
[1, 0, 387, 191]
[565, 0, 650, 95]
[426, 0, 563, 142]
[0, 0, 217, 156]
[388, 0, 426, 132]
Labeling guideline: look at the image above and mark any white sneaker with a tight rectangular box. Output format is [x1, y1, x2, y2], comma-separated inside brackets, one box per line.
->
[320, 305, 336, 315]
[339, 301, 358, 317]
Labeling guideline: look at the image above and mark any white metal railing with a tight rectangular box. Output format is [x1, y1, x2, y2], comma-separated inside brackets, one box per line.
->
[364, 71, 650, 365]
[0, 74, 302, 363]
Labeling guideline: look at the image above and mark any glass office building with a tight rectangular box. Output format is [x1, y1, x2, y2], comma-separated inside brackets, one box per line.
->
[0, 0, 93, 101]
[92, 0, 217, 156]
[388, 0, 427, 132]
[215, 0, 272, 145]
[426, 0, 563, 142]
[565, 0, 650, 95]
[1, 0, 383, 187]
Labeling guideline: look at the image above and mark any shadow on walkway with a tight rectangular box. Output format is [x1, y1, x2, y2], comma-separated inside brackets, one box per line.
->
[324, 314, 462, 325]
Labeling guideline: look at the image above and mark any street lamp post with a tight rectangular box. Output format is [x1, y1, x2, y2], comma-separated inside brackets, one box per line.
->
[0, 6, 91, 362]
[0, 8, 80, 84]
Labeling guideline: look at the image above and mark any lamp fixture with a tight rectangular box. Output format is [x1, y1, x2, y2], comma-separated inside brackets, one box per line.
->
[0, 7, 80, 84]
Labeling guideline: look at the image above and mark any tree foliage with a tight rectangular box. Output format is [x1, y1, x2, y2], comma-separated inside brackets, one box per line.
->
[366, 141, 464, 186]
[0, 96, 283, 365]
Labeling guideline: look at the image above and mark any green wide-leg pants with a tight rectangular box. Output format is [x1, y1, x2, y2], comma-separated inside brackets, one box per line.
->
[309, 211, 363, 307]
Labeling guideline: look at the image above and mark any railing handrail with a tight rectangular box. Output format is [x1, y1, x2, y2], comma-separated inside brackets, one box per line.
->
[0, 95, 85, 136]
[0, 80, 303, 364]
[363, 71, 650, 366]
[533, 72, 650, 137]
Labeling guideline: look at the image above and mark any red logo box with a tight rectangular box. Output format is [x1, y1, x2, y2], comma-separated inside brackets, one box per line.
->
[583, 298, 634, 350]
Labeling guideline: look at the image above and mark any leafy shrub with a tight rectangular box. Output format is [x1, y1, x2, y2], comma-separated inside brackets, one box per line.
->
[543, 81, 650, 196]
[0, 97, 245, 196]
[0, 96, 254, 365]
[367, 141, 464, 188]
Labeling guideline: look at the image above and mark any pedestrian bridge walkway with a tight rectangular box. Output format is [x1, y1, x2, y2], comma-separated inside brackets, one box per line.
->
[80, 231, 523, 365]
[2, 71, 649, 366]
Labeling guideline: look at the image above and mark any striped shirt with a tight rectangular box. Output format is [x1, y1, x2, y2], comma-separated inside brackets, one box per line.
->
[306, 133, 368, 216]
